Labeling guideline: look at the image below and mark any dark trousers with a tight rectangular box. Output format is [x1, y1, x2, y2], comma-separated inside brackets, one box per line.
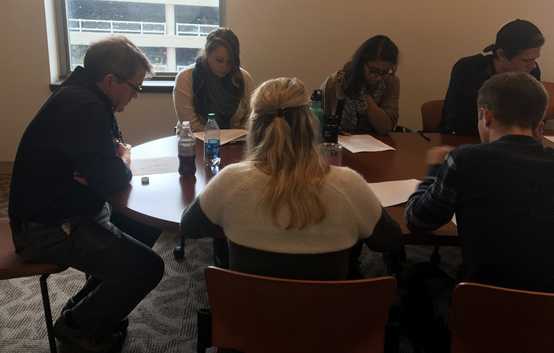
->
[11, 203, 164, 337]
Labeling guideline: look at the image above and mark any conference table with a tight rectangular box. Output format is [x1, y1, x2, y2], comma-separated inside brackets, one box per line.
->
[111, 132, 494, 252]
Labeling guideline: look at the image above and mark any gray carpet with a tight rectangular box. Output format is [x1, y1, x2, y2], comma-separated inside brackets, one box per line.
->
[0, 173, 462, 353]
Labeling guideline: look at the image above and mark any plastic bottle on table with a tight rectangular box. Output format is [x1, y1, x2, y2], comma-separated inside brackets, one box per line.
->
[310, 89, 324, 129]
[178, 121, 196, 175]
[204, 113, 221, 168]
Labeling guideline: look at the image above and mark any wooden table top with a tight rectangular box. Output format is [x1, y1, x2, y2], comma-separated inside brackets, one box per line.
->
[111, 132, 552, 245]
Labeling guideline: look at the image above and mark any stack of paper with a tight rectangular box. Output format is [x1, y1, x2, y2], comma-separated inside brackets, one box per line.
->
[368, 179, 420, 207]
[545, 136, 554, 143]
[339, 134, 395, 153]
[131, 157, 178, 176]
[194, 129, 247, 145]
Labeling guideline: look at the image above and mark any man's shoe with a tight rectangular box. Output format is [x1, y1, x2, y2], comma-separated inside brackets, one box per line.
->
[54, 314, 119, 353]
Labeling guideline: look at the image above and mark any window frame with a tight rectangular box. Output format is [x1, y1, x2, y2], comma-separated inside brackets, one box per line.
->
[54, 0, 225, 82]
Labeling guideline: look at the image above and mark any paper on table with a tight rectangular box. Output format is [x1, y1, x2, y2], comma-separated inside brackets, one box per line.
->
[131, 156, 178, 176]
[194, 129, 247, 145]
[545, 136, 554, 143]
[368, 179, 420, 207]
[339, 134, 395, 153]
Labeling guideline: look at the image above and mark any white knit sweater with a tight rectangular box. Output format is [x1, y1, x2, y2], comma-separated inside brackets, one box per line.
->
[199, 161, 383, 254]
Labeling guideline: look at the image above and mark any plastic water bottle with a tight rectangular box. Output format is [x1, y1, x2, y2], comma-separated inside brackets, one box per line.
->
[310, 89, 324, 128]
[178, 121, 196, 175]
[204, 113, 220, 168]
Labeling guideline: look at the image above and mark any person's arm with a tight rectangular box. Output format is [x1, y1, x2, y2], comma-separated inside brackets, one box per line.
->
[366, 75, 399, 135]
[180, 165, 235, 239]
[68, 104, 132, 197]
[364, 207, 403, 254]
[405, 146, 457, 231]
[173, 68, 205, 132]
[180, 198, 225, 239]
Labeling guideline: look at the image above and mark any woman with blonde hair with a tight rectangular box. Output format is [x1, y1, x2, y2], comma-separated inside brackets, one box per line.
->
[173, 28, 254, 131]
[180, 77, 402, 279]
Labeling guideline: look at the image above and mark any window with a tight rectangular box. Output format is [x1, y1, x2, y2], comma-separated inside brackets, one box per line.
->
[58, 0, 222, 79]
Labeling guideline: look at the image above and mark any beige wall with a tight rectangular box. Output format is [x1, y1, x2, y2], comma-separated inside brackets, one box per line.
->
[1, 0, 553, 161]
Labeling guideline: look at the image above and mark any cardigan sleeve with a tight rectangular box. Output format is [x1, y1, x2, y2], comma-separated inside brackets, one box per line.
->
[173, 67, 205, 132]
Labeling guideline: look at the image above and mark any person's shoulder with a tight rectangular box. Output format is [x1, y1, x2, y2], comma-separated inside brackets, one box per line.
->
[450, 142, 484, 156]
[215, 161, 257, 179]
[322, 70, 343, 91]
[174, 64, 195, 84]
[453, 53, 490, 71]
[53, 85, 104, 110]
[239, 67, 253, 82]
[330, 70, 344, 83]
[449, 142, 498, 168]
[328, 166, 367, 186]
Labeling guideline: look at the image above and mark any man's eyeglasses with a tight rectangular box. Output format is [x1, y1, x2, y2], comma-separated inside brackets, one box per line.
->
[113, 73, 143, 93]
[365, 65, 393, 77]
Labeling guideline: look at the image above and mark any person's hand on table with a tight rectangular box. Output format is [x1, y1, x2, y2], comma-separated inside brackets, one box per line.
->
[426, 146, 455, 165]
[116, 142, 132, 167]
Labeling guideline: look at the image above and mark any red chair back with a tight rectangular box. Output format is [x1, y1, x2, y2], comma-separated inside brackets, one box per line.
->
[421, 100, 444, 132]
[205, 266, 396, 353]
[450, 282, 554, 353]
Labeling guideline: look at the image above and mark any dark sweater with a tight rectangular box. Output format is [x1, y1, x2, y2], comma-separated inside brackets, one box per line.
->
[9, 67, 131, 225]
[441, 54, 541, 135]
[406, 135, 554, 292]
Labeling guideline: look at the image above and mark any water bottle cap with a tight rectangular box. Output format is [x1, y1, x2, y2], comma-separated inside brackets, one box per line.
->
[310, 89, 322, 101]
[207, 113, 216, 119]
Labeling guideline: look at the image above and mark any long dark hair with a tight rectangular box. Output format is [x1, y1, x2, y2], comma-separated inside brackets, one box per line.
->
[342, 35, 398, 98]
[202, 28, 244, 92]
[192, 28, 245, 120]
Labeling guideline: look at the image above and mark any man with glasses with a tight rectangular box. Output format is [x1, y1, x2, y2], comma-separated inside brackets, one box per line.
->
[9, 36, 164, 353]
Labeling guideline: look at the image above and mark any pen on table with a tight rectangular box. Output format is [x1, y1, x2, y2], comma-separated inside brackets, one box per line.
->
[418, 130, 431, 142]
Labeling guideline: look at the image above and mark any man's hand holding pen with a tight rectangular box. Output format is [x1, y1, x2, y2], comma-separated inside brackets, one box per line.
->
[116, 142, 132, 167]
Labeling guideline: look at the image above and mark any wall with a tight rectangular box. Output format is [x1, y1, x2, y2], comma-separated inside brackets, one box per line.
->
[1, 0, 553, 161]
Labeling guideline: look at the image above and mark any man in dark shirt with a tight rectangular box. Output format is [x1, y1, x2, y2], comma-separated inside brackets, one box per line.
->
[407, 72, 554, 292]
[441, 19, 544, 135]
[9, 37, 164, 353]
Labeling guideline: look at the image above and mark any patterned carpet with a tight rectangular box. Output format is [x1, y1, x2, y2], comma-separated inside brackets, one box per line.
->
[0, 172, 215, 353]
[0, 173, 461, 353]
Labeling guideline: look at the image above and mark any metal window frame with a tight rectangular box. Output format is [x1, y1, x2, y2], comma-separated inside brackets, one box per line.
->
[55, 0, 225, 81]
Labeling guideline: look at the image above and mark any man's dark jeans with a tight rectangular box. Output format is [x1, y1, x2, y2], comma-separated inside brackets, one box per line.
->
[11, 203, 164, 337]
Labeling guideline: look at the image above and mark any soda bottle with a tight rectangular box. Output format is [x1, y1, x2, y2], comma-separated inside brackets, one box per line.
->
[178, 121, 196, 175]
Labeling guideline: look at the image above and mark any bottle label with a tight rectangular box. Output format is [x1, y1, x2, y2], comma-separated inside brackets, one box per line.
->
[205, 138, 220, 165]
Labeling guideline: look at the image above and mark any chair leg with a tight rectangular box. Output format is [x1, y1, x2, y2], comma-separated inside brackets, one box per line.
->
[174, 233, 185, 260]
[40, 273, 58, 353]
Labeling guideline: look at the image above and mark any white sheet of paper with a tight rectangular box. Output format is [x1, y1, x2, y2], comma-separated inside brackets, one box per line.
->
[368, 179, 420, 207]
[452, 214, 457, 226]
[339, 134, 395, 153]
[131, 157, 178, 176]
[545, 136, 554, 143]
[193, 129, 247, 145]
